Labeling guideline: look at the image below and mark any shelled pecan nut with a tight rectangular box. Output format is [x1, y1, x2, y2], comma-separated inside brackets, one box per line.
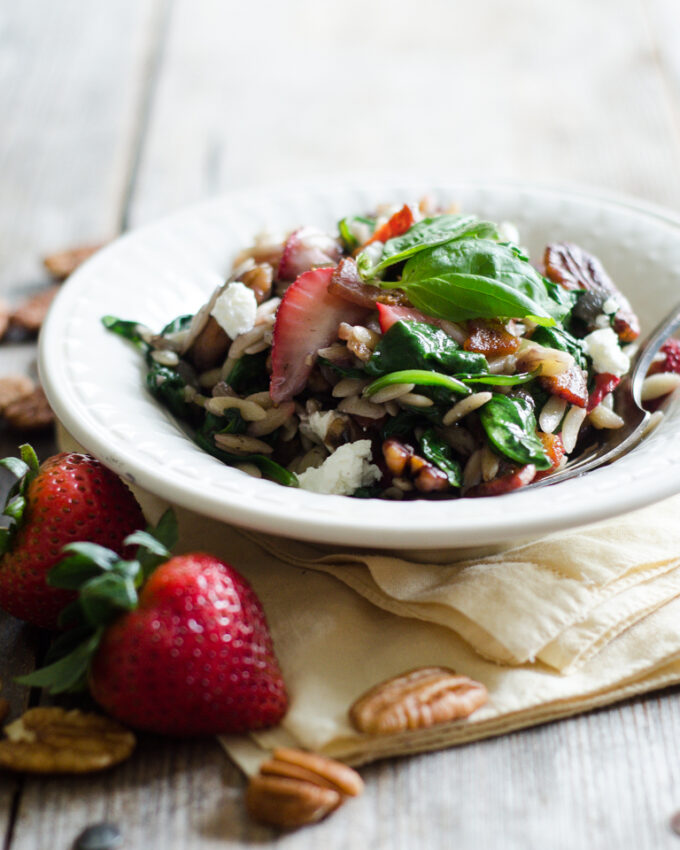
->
[0, 707, 136, 774]
[246, 747, 363, 829]
[4, 386, 54, 430]
[10, 285, 60, 334]
[0, 375, 36, 413]
[349, 667, 488, 735]
[43, 243, 104, 280]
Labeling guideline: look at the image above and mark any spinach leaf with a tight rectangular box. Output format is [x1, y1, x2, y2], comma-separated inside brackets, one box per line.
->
[102, 315, 150, 352]
[396, 239, 574, 326]
[530, 325, 588, 370]
[193, 431, 298, 487]
[338, 215, 375, 252]
[318, 357, 367, 379]
[351, 485, 384, 499]
[357, 214, 498, 278]
[479, 395, 551, 469]
[161, 314, 193, 336]
[364, 369, 471, 398]
[146, 363, 195, 421]
[381, 411, 421, 440]
[418, 429, 463, 487]
[225, 351, 269, 394]
[199, 410, 247, 438]
[457, 371, 536, 387]
[365, 320, 487, 377]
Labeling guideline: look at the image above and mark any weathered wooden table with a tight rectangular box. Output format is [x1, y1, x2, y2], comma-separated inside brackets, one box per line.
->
[2, 1, 680, 846]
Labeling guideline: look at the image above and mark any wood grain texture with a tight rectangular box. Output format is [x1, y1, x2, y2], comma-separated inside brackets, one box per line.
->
[2, 0, 680, 847]
[129, 0, 680, 227]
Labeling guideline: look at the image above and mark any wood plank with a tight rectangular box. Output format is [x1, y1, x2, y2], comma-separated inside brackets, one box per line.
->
[129, 0, 680, 227]
[0, 0, 165, 844]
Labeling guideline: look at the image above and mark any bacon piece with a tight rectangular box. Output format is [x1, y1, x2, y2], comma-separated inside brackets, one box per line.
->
[544, 243, 640, 342]
[463, 319, 520, 356]
[586, 373, 621, 412]
[468, 465, 536, 497]
[364, 204, 414, 247]
[328, 258, 408, 309]
[540, 366, 588, 408]
[534, 433, 565, 481]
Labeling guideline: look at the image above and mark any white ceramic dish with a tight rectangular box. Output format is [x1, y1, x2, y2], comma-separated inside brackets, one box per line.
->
[39, 179, 680, 550]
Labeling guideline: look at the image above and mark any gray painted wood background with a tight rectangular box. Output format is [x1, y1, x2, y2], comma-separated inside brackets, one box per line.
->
[1, 1, 680, 847]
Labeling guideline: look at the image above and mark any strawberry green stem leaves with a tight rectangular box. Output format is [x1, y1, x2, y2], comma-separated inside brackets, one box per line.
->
[17, 510, 179, 695]
[0, 444, 41, 556]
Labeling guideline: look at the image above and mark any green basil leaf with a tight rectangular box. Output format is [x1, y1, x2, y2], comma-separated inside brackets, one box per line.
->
[358, 214, 497, 278]
[479, 395, 552, 469]
[366, 320, 487, 377]
[399, 239, 575, 325]
[364, 369, 471, 398]
[418, 429, 463, 488]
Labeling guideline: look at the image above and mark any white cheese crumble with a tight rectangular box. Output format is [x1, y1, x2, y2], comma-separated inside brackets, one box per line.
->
[306, 410, 335, 445]
[602, 296, 619, 315]
[210, 282, 257, 340]
[297, 440, 381, 496]
[583, 327, 630, 377]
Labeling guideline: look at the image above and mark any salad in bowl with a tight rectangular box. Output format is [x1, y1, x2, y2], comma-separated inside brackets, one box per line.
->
[104, 199, 642, 500]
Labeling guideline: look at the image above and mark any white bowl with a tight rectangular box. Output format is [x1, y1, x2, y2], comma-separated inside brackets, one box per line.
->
[39, 179, 680, 550]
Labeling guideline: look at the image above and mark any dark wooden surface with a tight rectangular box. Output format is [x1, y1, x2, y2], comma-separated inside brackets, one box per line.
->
[2, 1, 680, 846]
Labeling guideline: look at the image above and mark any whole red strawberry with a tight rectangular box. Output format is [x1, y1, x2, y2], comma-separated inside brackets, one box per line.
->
[19, 514, 288, 737]
[0, 445, 145, 629]
[89, 553, 288, 735]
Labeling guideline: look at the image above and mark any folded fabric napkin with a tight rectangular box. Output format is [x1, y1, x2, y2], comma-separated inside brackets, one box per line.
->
[56, 428, 680, 772]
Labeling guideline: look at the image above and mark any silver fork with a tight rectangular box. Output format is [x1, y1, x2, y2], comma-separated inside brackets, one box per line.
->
[527, 301, 680, 488]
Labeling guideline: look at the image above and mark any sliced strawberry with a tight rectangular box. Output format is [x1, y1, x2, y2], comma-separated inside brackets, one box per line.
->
[468, 464, 536, 497]
[377, 303, 439, 334]
[586, 373, 621, 412]
[270, 267, 368, 403]
[463, 319, 520, 356]
[534, 433, 565, 481]
[277, 227, 341, 281]
[649, 338, 680, 375]
[364, 204, 414, 247]
[540, 366, 588, 408]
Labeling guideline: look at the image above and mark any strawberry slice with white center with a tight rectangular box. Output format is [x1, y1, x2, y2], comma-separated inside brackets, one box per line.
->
[270, 267, 369, 403]
[277, 227, 342, 281]
[377, 302, 442, 333]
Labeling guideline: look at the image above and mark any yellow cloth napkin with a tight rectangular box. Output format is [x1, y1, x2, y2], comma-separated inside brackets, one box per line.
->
[55, 428, 680, 771]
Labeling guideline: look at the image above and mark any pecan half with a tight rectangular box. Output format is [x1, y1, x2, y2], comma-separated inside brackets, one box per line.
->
[240, 263, 273, 304]
[0, 708, 136, 774]
[0, 375, 36, 413]
[10, 286, 60, 334]
[349, 667, 488, 734]
[246, 747, 363, 830]
[544, 243, 640, 342]
[4, 386, 54, 430]
[43, 243, 104, 280]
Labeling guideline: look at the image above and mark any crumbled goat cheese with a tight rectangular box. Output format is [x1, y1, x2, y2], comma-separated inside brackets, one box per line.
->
[297, 440, 381, 496]
[498, 220, 520, 245]
[602, 296, 619, 315]
[583, 327, 630, 377]
[305, 410, 335, 445]
[210, 282, 257, 339]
